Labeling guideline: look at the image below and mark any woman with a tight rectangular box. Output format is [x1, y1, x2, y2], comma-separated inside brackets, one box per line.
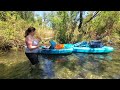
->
[25, 27, 41, 67]
[25, 27, 53, 67]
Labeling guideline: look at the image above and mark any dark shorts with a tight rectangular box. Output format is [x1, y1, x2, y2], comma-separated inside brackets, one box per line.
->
[25, 53, 39, 65]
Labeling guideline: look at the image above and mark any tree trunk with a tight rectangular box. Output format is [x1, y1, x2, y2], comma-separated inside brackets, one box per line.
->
[78, 11, 83, 29]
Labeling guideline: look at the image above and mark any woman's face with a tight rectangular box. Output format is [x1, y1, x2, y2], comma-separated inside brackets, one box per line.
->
[30, 31, 35, 36]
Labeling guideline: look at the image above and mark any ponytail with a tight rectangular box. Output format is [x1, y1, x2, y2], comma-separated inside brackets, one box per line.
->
[24, 30, 29, 37]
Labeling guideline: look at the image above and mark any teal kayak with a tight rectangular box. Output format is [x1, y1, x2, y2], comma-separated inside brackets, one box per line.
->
[39, 45, 73, 55]
[73, 46, 114, 53]
[72, 41, 114, 53]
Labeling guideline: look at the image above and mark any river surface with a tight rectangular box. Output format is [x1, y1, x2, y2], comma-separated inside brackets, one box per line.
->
[0, 46, 120, 79]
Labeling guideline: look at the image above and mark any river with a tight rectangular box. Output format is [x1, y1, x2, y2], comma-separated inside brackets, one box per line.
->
[0, 46, 120, 79]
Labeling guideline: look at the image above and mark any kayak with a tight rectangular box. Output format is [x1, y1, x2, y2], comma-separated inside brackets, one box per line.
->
[38, 45, 73, 54]
[73, 46, 114, 53]
[72, 41, 114, 53]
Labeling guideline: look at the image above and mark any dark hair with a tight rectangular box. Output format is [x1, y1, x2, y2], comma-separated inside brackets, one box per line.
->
[25, 27, 36, 37]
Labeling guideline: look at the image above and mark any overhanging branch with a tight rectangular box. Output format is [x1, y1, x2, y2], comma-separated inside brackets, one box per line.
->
[84, 11, 100, 25]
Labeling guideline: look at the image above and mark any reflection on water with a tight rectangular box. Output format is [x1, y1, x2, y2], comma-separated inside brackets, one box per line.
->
[41, 58, 55, 79]
[38, 54, 68, 79]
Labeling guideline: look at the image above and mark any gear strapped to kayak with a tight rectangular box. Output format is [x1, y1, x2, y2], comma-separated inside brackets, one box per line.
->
[74, 40, 104, 48]
[73, 40, 114, 53]
[89, 40, 104, 48]
[49, 40, 64, 49]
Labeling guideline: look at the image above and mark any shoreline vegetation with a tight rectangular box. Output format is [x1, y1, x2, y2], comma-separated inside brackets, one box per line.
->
[0, 11, 120, 52]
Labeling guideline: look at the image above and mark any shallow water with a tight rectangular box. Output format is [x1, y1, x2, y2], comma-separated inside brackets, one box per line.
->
[38, 53, 115, 79]
[0, 47, 120, 79]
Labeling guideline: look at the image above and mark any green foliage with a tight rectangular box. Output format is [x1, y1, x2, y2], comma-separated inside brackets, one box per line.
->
[78, 11, 120, 43]
[46, 11, 79, 43]
[17, 11, 35, 22]
[1, 11, 120, 51]
[0, 11, 35, 50]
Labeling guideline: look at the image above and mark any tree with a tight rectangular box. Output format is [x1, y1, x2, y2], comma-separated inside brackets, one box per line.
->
[17, 11, 35, 22]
